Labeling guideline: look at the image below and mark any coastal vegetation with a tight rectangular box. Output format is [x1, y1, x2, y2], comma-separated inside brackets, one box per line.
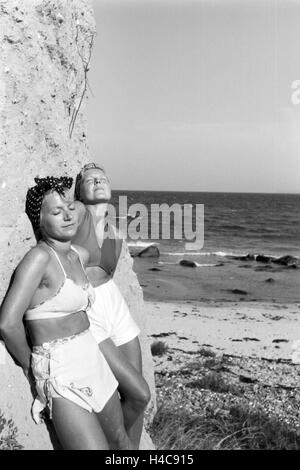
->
[151, 341, 169, 357]
[0, 410, 23, 450]
[149, 348, 300, 450]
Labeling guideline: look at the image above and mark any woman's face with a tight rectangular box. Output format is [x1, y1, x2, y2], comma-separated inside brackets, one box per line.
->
[79, 169, 111, 204]
[40, 190, 78, 241]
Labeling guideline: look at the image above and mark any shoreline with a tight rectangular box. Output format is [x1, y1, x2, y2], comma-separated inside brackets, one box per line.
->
[133, 255, 300, 305]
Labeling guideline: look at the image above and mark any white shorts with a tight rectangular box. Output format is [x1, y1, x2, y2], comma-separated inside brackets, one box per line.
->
[88, 279, 141, 347]
[30, 329, 118, 423]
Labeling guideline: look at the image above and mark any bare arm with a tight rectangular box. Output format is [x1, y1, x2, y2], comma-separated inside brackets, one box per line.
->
[0, 248, 49, 372]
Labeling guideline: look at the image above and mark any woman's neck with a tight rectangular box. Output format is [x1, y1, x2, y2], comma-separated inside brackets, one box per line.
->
[86, 203, 108, 223]
[42, 238, 71, 255]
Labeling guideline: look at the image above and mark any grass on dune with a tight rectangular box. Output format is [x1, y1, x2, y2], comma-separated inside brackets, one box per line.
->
[0, 410, 23, 450]
[197, 348, 216, 358]
[186, 372, 242, 396]
[151, 341, 169, 357]
[149, 403, 300, 450]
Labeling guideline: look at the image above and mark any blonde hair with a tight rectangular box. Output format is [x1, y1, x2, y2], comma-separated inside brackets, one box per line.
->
[74, 163, 106, 201]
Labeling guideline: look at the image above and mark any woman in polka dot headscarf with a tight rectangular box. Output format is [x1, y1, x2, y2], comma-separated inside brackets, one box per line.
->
[0, 176, 133, 450]
[25, 176, 73, 239]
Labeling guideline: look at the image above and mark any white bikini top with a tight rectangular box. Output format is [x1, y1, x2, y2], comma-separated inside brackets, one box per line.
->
[25, 245, 95, 321]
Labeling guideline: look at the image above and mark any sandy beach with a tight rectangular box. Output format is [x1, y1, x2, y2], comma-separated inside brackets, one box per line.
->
[146, 299, 300, 448]
[145, 300, 300, 360]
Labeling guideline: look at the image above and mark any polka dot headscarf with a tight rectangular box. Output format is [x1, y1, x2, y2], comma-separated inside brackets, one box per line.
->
[25, 176, 73, 232]
[74, 162, 106, 201]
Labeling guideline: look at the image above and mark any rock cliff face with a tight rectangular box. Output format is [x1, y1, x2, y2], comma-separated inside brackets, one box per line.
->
[113, 241, 157, 422]
[0, 0, 155, 449]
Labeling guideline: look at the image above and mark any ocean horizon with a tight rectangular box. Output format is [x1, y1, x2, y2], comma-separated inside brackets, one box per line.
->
[110, 190, 300, 304]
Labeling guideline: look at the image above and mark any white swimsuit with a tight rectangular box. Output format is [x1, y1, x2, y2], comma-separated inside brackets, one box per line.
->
[28, 246, 118, 423]
[25, 245, 95, 321]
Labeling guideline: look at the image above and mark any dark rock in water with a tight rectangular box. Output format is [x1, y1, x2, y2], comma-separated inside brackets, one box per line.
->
[245, 254, 255, 261]
[265, 278, 275, 283]
[272, 255, 298, 266]
[179, 259, 197, 268]
[286, 264, 298, 269]
[272, 338, 289, 343]
[256, 254, 272, 263]
[148, 267, 161, 271]
[137, 245, 160, 258]
[228, 254, 255, 261]
[230, 289, 248, 295]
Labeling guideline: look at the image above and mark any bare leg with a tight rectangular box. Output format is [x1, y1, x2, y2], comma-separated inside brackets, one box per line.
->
[99, 337, 151, 449]
[118, 336, 143, 373]
[118, 337, 145, 448]
[51, 397, 109, 450]
[97, 389, 133, 450]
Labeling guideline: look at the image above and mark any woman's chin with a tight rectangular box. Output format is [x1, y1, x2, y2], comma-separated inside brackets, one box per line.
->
[88, 197, 110, 204]
[94, 189, 111, 201]
[58, 228, 78, 241]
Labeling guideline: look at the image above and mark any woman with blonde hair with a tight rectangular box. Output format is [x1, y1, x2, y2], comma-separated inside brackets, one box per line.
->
[73, 163, 150, 449]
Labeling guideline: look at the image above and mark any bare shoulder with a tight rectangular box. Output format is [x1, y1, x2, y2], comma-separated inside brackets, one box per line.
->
[74, 200, 86, 224]
[19, 245, 50, 269]
[15, 245, 50, 279]
[72, 244, 89, 267]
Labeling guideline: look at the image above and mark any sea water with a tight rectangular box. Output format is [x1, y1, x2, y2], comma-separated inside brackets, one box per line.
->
[111, 191, 300, 303]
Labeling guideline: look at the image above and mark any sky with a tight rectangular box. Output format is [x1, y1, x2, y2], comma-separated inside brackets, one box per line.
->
[86, 0, 300, 192]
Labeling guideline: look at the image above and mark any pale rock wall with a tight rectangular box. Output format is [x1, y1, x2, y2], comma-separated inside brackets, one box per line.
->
[0, 0, 155, 450]
[0, 0, 95, 299]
